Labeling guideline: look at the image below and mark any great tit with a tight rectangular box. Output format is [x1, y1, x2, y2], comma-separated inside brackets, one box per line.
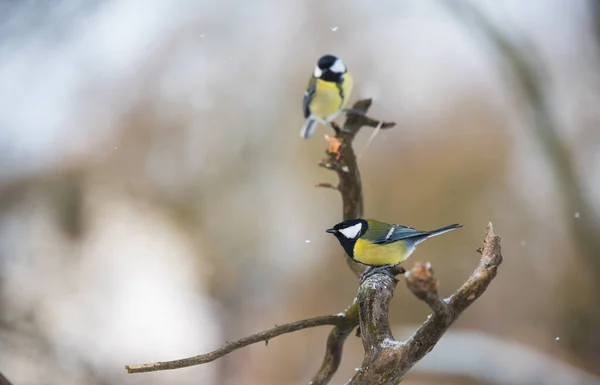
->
[326, 219, 462, 268]
[300, 54, 353, 139]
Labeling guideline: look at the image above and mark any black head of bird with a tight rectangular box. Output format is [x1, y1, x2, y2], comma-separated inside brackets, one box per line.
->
[314, 54, 347, 82]
[326, 218, 367, 257]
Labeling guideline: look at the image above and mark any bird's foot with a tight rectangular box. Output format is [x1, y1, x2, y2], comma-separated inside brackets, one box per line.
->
[359, 265, 405, 285]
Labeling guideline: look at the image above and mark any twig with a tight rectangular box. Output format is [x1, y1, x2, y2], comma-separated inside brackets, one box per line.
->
[125, 309, 357, 373]
[315, 182, 340, 191]
[348, 222, 503, 384]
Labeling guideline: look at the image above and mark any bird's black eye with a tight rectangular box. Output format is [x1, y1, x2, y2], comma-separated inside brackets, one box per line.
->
[318, 55, 338, 70]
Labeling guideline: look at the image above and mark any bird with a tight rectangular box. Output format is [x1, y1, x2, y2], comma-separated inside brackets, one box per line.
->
[300, 54, 353, 139]
[326, 218, 462, 280]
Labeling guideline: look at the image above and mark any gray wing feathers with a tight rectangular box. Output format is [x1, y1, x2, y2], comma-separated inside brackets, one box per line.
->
[372, 226, 429, 244]
[300, 79, 318, 139]
[373, 224, 461, 245]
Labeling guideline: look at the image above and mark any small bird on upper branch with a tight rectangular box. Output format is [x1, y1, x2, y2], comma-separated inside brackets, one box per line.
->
[300, 54, 353, 139]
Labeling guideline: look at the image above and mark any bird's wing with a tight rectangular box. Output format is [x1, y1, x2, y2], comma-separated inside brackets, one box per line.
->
[365, 220, 429, 245]
[303, 76, 317, 118]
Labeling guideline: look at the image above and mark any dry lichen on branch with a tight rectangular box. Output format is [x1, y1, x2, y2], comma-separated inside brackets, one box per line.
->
[124, 99, 503, 385]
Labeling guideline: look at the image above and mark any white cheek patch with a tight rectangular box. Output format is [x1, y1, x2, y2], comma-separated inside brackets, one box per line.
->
[313, 66, 323, 77]
[330, 59, 346, 74]
[339, 223, 362, 239]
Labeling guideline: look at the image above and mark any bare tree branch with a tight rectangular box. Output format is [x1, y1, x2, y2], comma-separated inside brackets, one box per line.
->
[348, 223, 503, 384]
[125, 306, 357, 373]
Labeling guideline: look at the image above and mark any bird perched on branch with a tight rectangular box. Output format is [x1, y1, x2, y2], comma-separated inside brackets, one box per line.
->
[326, 218, 462, 280]
[300, 54, 353, 139]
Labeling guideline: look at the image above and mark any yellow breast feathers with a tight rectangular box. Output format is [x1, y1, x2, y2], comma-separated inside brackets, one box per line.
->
[353, 238, 409, 266]
[310, 75, 353, 120]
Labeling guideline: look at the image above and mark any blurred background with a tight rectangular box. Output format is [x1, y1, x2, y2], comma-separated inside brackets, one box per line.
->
[1, 0, 600, 384]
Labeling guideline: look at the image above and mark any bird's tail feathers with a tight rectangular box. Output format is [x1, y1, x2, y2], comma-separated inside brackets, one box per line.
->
[300, 117, 318, 139]
[410, 224, 462, 247]
[428, 223, 463, 238]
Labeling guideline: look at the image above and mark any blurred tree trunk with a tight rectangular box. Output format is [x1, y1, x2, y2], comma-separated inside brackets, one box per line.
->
[446, 0, 600, 373]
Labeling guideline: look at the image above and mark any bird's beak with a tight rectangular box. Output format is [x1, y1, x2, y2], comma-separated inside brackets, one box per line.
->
[326, 228, 336, 234]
